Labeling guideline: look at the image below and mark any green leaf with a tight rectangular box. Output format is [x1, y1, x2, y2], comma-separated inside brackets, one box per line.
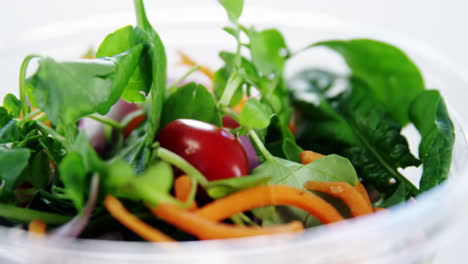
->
[26, 45, 143, 126]
[161, 83, 222, 128]
[218, 0, 244, 22]
[97, 25, 152, 102]
[0, 107, 12, 127]
[3, 94, 21, 118]
[375, 183, 406, 208]
[137, 161, 173, 194]
[206, 174, 271, 199]
[223, 27, 239, 39]
[134, 0, 167, 168]
[290, 71, 420, 196]
[0, 147, 31, 190]
[313, 39, 425, 125]
[282, 137, 303, 163]
[59, 152, 87, 209]
[409, 90, 455, 192]
[213, 67, 243, 107]
[23, 151, 51, 189]
[248, 28, 288, 76]
[239, 98, 273, 129]
[0, 120, 19, 143]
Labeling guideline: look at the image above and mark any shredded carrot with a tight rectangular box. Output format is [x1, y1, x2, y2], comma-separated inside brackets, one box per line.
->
[177, 50, 214, 80]
[300, 150, 325, 165]
[150, 203, 303, 240]
[373, 207, 387, 213]
[303, 181, 373, 217]
[288, 120, 297, 135]
[28, 219, 47, 236]
[174, 175, 198, 211]
[354, 181, 373, 209]
[104, 195, 174, 242]
[194, 185, 344, 224]
[19, 109, 51, 127]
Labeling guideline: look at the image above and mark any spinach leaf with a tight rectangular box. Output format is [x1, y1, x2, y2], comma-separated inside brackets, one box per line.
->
[0, 147, 31, 190]
[0, 120, 19, 143]
[161, 83, 221, 128]
[218, 0, 244, 23]
[248, 28, 288, 77]
[313, 39, 425, 125]
[206, 174, 271, 199]
[239, 98, 273, 129]
[0, 107, 12, 128]
[97, 25, 152, 102]
[290, 70, 420, 196]
[409, 90, 455, 192]
[22, 151, 51, 189]
[375, 182, 406, 208]
[26, 45, 143, 126]
[3, 94, 21, 118]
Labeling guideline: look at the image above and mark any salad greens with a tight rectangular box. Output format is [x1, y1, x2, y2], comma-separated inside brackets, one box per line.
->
[0, 0, 455, 241]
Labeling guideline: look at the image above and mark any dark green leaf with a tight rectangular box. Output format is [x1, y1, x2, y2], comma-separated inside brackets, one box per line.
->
[27, 45, 143, 126]
[3, 94, 21, 118]
[0, 107, 12, 127]
[24, 151, 51, 189]
[0, 147, 31, 190]
[206, 174, 271, 199]
[409, 90, 455, 192]
[59, 152, 87, 209]
[161, 83, 221, 128]
[0, 120, 19, 143]
[239, 98, 273, 129]
[97, 25, 152, 102]
[218, 0, 244, 22]
[291, 71, 420, 196]
[313, 39, 425, 125]
[282, 137, 303, 163]
[375, 183, 406, 208]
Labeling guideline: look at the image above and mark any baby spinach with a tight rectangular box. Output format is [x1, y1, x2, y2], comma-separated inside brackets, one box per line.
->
[161, 83, 221, 128]
[26, 45, 143, 126]
[97, 25, 152, 102]
[291, 71, 420, 196]
[239, 98, 273, 130]
[312, 39, 425, 126]
[3, 94, 21, 118]
[218, 0, 244, 23]
[409, 90, 455, 192]
[0, 147, 31, 190]
[206, 173, 271, 199]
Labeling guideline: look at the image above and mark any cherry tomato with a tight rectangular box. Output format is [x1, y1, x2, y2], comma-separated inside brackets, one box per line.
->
[123, 114, 146, 140]
[222, 115, 240, 129]
[157, 119, 249, 181]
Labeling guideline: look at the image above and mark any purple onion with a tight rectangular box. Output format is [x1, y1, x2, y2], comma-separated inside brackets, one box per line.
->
[51, 174, 100, 238]
[238, 134, 261, 171]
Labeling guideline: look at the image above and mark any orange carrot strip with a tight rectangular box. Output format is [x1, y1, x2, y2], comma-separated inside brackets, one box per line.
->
[195, 185, 344, 224]
[104, 195, 174, 242]
[232, 97, 249, 114]
[28, 219, 47, 236]
[354, 181, 373, 209]
[151, 203, 303, 240]
[373, 207, 387, 213]
[300, 151, 325, 165]
[288, 120, 297, 135]
[174, 175, 198, 211]
[304, 181, 373, 217]
[177, 50, 214, 80]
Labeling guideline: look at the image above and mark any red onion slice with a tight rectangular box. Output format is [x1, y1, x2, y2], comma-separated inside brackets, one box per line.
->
[51, 174, 100, 238]
[238, 134, 261, 171]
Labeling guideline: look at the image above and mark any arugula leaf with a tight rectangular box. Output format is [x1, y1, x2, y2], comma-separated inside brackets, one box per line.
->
[313, 39, 425, 125]
[26, 45, 143, 126]
[291, 70, 420, 195]
[161, 83, 221, 128]
[409, 90, 455, 192]
[218, 0, 244, 23]
[97, 25, 152, 102]
[239, 98, 273, 129]
[3, 94, 21, 118]
[0, 147, 31, 190]
[206, 174, 271, 199]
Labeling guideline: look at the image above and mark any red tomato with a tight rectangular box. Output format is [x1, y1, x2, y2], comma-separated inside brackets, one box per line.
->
[123, 114, 146, 140]
[157, 119, 249, 181]
[221, 115, 240, 129]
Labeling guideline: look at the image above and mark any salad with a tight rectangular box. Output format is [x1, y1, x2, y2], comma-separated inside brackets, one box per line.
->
[0, 0, 455, 242]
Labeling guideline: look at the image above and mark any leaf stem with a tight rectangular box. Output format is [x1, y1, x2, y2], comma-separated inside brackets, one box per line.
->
[17, 109, 41, 127]
[167, 65, 201, 95]
[249, 130, 273, 161]
[218, 68, 243, 107]
[19, 54, 40, 117]
[16, 135, 42, 148]
[36, 121, 70, 151]
[155, 147, 209, 188]
[120, 109, 146, 129]
[0, 203, 71, 225]
[86, 114, 123, 131]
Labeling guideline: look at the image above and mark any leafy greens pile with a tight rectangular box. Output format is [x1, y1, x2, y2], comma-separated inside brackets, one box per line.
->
[0, 0, 454, 239]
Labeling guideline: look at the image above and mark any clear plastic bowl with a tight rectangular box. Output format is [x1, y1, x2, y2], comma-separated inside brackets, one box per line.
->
[1, 2, 468, 264]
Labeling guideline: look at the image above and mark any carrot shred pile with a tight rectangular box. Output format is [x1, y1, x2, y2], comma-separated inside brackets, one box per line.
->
[150, 203, 303, 240]
[104, 195, 174, 242]
[195, 185, 344, 224]
[303, 181, 373, 217]
[299, 150, 325, 165]
[174, 175, 198, 211]
[177, 50, 214, 80]
[28, 219, 47, 236]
